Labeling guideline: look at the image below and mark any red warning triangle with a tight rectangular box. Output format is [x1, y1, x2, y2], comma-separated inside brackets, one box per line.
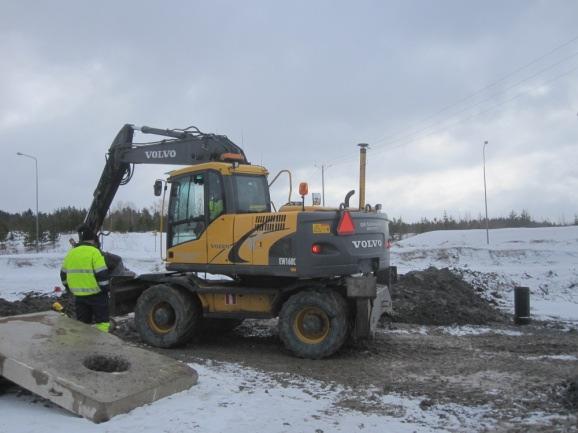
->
[337, 211, 355, 235]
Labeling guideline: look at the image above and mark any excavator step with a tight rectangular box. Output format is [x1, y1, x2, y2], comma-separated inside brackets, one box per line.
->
[0, 311, 197, 423]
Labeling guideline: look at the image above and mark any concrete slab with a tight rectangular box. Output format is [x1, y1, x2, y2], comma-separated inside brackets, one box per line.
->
[0, 311, 197, 423]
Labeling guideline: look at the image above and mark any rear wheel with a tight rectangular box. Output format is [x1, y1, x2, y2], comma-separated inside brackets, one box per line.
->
[279, 289, 349, 359]
[134, 284, 201, 348]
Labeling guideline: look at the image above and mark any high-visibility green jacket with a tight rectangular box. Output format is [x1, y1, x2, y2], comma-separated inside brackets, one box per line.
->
[60, 244, 110, 296]
[209, 199, 223, 220]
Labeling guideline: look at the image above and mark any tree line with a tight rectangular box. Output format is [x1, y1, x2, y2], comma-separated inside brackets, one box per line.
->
[0, 205, 576, 250]
[389, 210, 577, 239]
[0, 205, 163, 250]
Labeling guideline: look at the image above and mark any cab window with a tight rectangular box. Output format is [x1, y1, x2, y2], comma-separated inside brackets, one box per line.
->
[234, 175, 270, 213]
[207, 171, 224, 222]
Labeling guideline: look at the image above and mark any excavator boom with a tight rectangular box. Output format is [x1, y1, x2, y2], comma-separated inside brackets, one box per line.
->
[84, 124, 247, 235]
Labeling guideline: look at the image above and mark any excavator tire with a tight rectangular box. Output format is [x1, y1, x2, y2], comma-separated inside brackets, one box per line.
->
[134, 284, 201, 348]
[278, 289, 349, 359]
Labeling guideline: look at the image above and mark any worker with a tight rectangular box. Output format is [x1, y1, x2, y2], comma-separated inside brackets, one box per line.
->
[208, 193, 224, 221]
[60, 225, 111, 332]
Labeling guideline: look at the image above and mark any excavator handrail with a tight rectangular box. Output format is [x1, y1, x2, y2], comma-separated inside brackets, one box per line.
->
[268, 169, 293, 207]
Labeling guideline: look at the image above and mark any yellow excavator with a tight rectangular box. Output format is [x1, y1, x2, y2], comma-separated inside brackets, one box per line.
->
[85, 124, 393, 359]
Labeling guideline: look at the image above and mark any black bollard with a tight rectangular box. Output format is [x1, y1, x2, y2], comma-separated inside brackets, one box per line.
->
[514, 286, 531, 325]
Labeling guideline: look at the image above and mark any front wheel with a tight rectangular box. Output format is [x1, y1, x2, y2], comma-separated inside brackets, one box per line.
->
[278, 289, 349, 359]
[134, 284, 201, 348]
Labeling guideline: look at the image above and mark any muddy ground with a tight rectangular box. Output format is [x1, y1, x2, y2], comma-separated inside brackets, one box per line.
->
[1, 268, 577, 432]
[110, 319, 577, 432]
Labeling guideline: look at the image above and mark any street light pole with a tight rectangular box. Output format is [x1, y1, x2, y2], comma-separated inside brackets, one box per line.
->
[321, 164, 326, 207]
[315, 163, 332, 207]
[16, 152, 39, 252]
[358, 143, 369, 210]
[482, 141, 489, 245]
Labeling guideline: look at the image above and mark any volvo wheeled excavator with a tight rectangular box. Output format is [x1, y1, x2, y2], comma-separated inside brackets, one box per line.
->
[84, 124, 393, 359]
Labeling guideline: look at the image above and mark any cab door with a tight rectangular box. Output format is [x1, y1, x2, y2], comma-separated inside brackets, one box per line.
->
[166, 173, 208, 265]
[205, 170, 235, 265]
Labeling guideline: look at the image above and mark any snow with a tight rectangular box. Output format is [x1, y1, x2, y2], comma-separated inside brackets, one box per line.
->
[2, 226, 578, 431]
[2, 361, 493, 433]
[521, 354, 578, 362]
[0, 233, 165, 301]
[379, 324, 525, 337]
[441, 325, 524, 337]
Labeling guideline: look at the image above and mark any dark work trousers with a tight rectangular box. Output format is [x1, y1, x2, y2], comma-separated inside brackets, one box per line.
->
[74, 291, 110, 325]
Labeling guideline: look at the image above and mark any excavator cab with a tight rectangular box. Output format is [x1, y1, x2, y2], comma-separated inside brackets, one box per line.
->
[164, 163, 273, 273]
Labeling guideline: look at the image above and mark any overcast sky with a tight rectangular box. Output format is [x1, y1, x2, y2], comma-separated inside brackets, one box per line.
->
[1, 1, 577, 222]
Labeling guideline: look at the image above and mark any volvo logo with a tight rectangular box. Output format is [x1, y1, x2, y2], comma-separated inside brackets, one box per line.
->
[352, 239, 382, 248]
[145, 150, 177, 159]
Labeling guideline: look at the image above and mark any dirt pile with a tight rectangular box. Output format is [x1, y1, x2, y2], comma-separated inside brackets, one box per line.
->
[0, 292, 73, 317]
[386, 267, 507, 326]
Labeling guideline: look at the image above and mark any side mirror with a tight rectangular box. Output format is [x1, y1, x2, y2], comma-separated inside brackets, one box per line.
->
[154, 180, 163, 197]
[299, 182, 309, 196]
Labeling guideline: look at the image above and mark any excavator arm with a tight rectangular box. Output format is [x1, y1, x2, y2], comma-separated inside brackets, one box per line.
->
[84, 124, 247, 235]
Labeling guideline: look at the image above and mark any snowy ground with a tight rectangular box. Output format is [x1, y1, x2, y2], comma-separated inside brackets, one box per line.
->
[1, 226, 578, 432]
[2, 360, 493, 433]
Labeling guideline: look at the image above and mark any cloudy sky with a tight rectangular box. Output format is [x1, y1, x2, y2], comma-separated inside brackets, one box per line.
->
[1, 0, 577, 222]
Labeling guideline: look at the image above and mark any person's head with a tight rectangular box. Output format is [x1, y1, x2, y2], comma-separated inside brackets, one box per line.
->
[77, 224, 99, 246]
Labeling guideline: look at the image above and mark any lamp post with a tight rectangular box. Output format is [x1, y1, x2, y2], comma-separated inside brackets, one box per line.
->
[482, 141, 489, 245]
[16, 152, 39, 252]
[315, 163, 332, 206]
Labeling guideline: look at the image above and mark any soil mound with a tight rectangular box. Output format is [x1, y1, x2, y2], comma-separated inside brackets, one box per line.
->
[387, 267, 507, 326]
[0, 292, 73, 317]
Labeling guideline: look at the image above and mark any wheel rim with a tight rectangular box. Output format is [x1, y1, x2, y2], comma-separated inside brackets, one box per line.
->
[293, 306, 330, 344]
[147, 302, 176, 334]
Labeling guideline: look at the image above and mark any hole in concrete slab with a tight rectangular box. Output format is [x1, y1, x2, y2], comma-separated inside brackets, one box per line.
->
[83, 355, 130, 373]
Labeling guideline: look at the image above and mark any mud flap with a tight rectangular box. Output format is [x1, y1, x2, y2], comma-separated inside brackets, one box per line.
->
[350, 285, 392, 340]
[370, 284, 392, 334]
[347, 275, 392, 339]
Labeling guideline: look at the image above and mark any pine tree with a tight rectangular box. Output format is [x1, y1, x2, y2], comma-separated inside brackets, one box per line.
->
[23, 225, 37, 250]
[48, 228, 60, 247]
[0, 220, 8, 250]
[39, 230, 49, 249]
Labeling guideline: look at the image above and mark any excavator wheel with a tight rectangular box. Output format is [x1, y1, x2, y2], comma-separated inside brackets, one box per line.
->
[134, 284, 201, 348]
[278, 289, 349, 359]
